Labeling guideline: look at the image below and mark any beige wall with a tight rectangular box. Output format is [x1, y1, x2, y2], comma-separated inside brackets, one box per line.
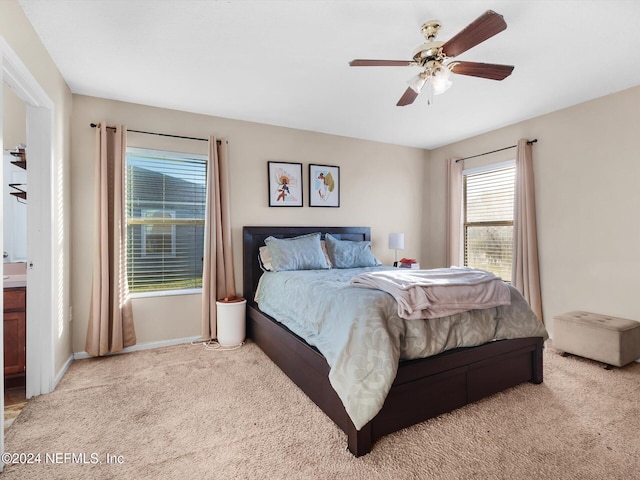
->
[427, 85, 640, 336]
[0, 0, 73, 376]
[2, 83, 26, 148]
[71, 95, 427, 353]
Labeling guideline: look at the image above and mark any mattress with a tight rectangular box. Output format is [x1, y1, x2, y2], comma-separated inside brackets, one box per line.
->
[255, 266, 548, 430]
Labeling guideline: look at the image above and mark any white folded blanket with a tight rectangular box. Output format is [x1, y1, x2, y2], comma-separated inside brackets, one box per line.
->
[350, 267, 511, 320]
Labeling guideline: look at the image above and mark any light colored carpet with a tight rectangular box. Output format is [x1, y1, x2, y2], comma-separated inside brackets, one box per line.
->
[3, 340, 639, 479]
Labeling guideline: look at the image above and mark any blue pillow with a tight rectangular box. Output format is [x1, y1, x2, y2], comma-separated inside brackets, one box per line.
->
[264, 233, 329, 271]
[324, 233, 380, 268]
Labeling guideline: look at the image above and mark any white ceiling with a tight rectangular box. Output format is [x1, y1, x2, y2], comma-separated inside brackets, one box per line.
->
[17, 0, 640, 149]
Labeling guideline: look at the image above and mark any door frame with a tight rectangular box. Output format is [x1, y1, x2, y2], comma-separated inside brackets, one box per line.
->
[0, 35, 57, 465]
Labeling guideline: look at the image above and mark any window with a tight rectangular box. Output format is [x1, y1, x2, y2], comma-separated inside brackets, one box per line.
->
[463, 161, 515, 282]
[126, 147, 207, 293]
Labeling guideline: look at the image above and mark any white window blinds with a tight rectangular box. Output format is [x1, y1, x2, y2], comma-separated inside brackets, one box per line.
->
[126, 147, 207, 293]
[463, 163, 515, 282]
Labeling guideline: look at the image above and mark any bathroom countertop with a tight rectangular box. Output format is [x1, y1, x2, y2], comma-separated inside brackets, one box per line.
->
[4, 275, 26, 288]
[4, 262, 27, 288]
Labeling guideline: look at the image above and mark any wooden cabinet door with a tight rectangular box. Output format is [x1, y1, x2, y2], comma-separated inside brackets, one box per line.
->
[4, 288, 26, 311]
[4, 311, 26, 375]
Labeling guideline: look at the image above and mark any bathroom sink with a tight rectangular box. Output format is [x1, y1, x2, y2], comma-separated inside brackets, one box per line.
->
[3, 262, 27, 288]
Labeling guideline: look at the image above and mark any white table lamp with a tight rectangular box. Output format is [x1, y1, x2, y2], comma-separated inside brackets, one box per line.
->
[388, 233, 405, 266]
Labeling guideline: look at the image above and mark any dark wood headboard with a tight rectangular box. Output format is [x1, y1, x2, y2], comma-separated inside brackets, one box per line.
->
[242, 226, 371, 305]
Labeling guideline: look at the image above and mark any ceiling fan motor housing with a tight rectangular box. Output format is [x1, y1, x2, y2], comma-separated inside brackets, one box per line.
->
[414, 20, 446, 66]
[412, 40, 445, 65]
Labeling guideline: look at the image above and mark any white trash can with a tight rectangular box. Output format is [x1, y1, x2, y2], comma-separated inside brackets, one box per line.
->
[216, 297, 246, 347]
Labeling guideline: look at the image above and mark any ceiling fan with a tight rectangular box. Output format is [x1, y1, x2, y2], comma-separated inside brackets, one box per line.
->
[349, 10, 514, 106]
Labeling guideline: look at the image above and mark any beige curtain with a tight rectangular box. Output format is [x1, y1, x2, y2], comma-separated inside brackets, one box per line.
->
[513, 139, 543, 322]
[446, 157, 463, 267]
[85, 124, 136, 356]
[201, 137, 237, 340]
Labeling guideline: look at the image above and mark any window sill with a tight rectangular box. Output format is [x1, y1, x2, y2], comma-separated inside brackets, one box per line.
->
[129, 288, 202, 299]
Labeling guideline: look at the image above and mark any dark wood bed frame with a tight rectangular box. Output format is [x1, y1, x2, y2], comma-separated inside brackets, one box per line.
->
[243, 226, 544, 457]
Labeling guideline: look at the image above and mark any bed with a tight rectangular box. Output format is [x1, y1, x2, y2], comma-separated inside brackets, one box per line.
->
[243, 226, 545, 456]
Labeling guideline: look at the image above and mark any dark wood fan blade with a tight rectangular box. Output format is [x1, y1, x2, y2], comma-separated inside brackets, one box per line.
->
[451, 61, 514, 80]
[442, 10, 507, 58]
[397, 87, 419, 106]
[349, 59, 414, 67]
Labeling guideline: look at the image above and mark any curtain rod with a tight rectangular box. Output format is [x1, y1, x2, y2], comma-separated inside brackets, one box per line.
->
[455, 139, 537, 163]
[89, 123, 221, 144]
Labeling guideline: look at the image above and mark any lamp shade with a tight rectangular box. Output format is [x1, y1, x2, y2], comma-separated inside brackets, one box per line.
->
[431, 66, 452, 95]
[407, 73, 427, 94]
[388, 233, 405, 250]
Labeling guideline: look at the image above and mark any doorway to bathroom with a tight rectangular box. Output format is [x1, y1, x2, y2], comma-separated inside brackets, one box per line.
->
[1, 35, 57, 460]
[2, 82, 28, 426]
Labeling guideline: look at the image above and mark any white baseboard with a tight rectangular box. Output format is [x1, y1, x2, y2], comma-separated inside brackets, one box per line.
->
[53, 354, 74, 389]
[73, 336, 202, 360]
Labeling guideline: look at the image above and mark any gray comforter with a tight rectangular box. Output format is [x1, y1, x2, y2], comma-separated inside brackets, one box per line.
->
[255, 266, 548, 430]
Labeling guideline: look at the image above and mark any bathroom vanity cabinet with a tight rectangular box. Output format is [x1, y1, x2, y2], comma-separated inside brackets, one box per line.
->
[4, 287, 26, 378]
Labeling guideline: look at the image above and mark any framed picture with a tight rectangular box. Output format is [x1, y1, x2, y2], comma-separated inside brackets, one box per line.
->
[268, 161, 303, 207]
[309, 164, 340, 207]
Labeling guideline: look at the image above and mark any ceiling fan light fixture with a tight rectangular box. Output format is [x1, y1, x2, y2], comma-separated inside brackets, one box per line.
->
[410, 65, 452, 104]
[430, 66, 452, 95]
[407, 72, 427, 93]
